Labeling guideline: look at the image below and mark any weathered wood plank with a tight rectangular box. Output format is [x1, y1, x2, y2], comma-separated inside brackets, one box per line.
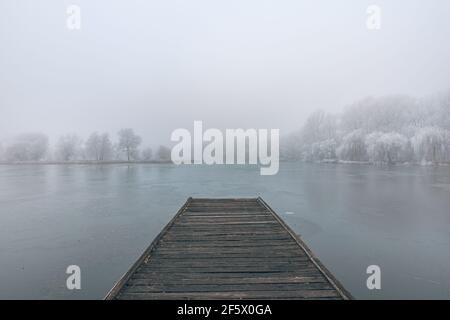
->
[116, 290, 341, 300]
[105, 198, 352, 300]
[131, 270, 327, 281]
[128, 275, 328, 285]
[123, 282, 334, 293]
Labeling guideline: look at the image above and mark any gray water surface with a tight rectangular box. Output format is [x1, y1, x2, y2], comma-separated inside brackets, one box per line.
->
[0, 163, 449, 299]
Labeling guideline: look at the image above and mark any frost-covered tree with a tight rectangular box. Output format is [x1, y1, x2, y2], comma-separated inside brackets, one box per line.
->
[0, 142, 4, 161]
[5, 133, 49, 161]
[118, 128, 142, 161]
[437, 91, 450, 130]
[341, 95, 415, 134]
[86, 132, 112, 161]
[56, 134, 82, 161]
[418, 91, 450, 130]
[98, 133, 113, 161]
[300, 110, 337, 145]
[296, 110, 338, 161]
[311, 139, 337, 161]
[283, 90, 450, 165]
[366, 132, 408, 164]
[412, 127, 449, 163]
[337, 129, 367, 161]
[86, 132, 101, 161]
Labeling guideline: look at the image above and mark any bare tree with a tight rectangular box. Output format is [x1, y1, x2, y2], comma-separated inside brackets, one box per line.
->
[118, 128, 142, 161]
[85, 132, 101, 161]
[141, 147, 153, 161]
[98, 133, 113, 161]
[86, 132, 113, 161]
[56, 134, 82, 161]
[5, 133, 48, 161]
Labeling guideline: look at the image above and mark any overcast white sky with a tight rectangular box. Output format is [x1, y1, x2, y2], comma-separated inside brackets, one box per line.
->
[1, 0, 449, 147]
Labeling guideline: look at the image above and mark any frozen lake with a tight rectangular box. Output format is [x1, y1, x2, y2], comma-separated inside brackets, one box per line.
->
[0, 162, 449, 299]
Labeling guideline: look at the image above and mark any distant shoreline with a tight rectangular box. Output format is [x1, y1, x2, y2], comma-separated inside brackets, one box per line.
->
[1, 160, 449, 166]
[304, 160, 450, 166]
[0, 160, 173, 165]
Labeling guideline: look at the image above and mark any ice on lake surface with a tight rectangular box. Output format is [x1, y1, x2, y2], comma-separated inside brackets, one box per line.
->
[0, 162, 449, 299]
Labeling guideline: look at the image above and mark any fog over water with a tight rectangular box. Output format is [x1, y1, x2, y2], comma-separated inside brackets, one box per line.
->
[1, 0, 450, 146]
[1, 163, 450, 299]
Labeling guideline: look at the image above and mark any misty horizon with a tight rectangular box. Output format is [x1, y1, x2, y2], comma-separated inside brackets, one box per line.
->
[2, 1, 450, 147]
[2, 89, 450, 146]
[1, 89, 449, 165]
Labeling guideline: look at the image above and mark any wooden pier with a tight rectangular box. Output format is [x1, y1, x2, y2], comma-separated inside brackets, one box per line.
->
[106, 198, 351, 300]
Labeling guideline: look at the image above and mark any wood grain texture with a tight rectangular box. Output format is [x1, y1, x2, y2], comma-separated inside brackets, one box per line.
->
[105, 198, 351, 300]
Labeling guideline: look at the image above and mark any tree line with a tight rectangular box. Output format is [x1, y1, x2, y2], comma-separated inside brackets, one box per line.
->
[0, 128, 172, 163]
[281, 90, 450, 165]
[2, 90, 449, 165]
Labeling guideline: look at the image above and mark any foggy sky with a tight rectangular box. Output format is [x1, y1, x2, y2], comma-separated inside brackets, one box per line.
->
[1, 0, 450, 147]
